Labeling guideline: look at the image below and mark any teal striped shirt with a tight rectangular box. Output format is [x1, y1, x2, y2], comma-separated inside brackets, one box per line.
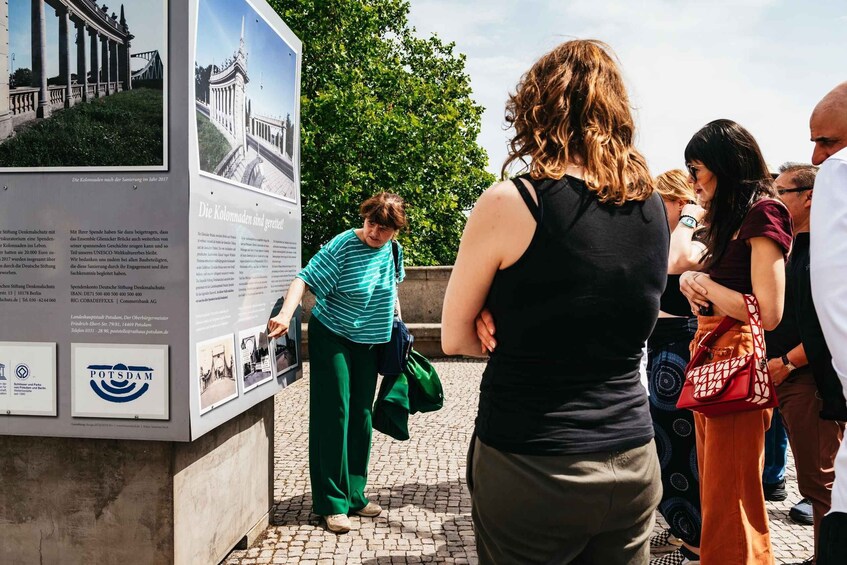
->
[298, 229, 405, 344]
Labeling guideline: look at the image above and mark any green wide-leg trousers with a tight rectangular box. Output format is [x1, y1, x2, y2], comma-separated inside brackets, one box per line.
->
[308, 315, 379, 516]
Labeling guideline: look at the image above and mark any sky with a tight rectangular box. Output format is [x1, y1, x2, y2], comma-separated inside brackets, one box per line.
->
[195, 0, 297, 121]
[9, 0, 167, 77]
[408, 0, 847, 177]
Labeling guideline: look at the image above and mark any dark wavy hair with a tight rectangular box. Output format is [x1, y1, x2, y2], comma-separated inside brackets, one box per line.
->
[502, 39, 653, 205]
[684, 119, 776, 268]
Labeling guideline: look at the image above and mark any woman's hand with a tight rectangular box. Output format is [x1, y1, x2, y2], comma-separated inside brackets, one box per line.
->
[267, 315, 290, 339]
[680, 270, 711, 314]
[681, 203, 706, 223]
[475, 308, 497, 354]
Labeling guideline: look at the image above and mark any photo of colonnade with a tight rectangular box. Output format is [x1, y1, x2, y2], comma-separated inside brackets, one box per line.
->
[194, 0, 298, 202]
[1, 0, 167, 169]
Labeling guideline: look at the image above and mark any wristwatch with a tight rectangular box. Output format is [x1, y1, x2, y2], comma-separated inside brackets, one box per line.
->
[679, 215, 698, 229]
[781, 354, 797, 372]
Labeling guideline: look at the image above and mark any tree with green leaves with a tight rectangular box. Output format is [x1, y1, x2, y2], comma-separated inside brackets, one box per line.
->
[268, 0, 496, 265]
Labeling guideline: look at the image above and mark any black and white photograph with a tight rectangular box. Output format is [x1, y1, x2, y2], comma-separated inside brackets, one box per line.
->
[194, 0, 298, 202]
[271, 323, 298, 386]
[238, 324, 273, 392]
[197, 333, 237, 414]
[1, 0, 167, 169]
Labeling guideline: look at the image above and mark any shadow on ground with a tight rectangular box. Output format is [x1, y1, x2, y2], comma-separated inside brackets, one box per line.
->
[270, 479, 476, 563]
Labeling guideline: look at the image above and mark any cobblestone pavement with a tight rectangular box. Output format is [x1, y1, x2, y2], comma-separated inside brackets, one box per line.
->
[225, 360, 815, 565]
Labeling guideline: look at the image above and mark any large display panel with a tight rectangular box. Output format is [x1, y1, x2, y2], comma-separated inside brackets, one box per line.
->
[188, 0, 302, 440]
[0, 0, 302, 442]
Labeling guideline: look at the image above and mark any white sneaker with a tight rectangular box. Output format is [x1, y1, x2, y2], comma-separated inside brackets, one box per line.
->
[324, 513, 351, 534]
[353, 502, 382, 517]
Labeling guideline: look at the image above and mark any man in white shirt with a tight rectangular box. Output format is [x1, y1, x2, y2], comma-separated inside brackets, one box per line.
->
[809, 81, 847, 565]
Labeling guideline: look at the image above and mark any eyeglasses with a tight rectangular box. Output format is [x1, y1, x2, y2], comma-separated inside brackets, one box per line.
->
[776, 186, 813, 195]
[686, 163, 698, 181]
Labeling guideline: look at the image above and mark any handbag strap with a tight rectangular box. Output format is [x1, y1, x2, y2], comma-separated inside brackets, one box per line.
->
[390, 240, 399, 276]
[391, 240, 401, 319]
[689, 294, 765, 367]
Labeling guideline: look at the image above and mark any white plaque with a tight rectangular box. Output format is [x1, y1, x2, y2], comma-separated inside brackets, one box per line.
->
[71, 344, 169, 420]
[0, 342, 57, 416]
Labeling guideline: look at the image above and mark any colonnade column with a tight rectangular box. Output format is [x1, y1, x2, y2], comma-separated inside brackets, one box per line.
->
[58, 7, 73, 108]
[123, 40, 132, 90]
[0, 0, 13, 139]
[101, 35, 110, 94]
[31, 0, 50, 118]
[76, 20, 88, 102]
[109, 41, 118, 91]
[89, 28, 100, 97]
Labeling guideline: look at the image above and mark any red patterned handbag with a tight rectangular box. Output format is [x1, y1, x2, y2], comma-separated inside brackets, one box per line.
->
[676, 294, 778, 417]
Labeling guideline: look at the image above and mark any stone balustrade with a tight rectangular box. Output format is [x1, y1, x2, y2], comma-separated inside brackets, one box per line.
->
[8, 81, 123, 127]
[9, 89, 39, 126]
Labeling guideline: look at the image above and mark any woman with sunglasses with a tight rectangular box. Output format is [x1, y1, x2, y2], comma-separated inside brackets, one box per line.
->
[679, 120, 792, 564]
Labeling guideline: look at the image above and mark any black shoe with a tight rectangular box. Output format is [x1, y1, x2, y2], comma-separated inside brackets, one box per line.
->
[784, 557, 814, 565]
[763, 478, 788, 501]
[789, 498, 814, 525]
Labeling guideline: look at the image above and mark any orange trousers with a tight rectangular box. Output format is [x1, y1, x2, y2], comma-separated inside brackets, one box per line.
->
[691, 315, 774, 565]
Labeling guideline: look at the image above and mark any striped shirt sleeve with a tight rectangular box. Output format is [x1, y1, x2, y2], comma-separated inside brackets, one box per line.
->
[297, 240, 343, 299]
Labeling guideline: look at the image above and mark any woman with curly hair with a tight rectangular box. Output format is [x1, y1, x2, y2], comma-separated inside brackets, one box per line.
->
[441, 39, 668, 564]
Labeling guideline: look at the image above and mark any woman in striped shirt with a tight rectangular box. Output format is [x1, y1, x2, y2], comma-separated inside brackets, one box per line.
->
[268, 192, 407, 534]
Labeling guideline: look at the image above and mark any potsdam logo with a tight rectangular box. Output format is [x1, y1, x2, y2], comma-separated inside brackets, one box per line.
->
[87, 363, 154, 403]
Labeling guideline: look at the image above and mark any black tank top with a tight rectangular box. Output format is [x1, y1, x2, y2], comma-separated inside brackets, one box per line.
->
[660, 275, 692, 317]
[477, 175, 669, 455]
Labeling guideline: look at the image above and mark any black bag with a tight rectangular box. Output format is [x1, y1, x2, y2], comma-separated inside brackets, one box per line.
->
[377, 241, 413, 377]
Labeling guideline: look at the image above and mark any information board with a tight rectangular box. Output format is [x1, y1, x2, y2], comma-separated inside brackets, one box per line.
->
[0, 0, 302, 441]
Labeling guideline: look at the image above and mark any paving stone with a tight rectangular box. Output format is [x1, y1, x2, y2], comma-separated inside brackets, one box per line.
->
[224, 360, 814, 564]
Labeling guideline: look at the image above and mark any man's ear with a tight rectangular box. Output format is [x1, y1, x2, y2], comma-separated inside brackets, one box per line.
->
[806, 189, 814, 209]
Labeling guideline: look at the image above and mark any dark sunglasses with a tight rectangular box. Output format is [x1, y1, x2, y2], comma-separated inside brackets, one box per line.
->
[686, 163, 698, 181]
[776, 186, 813, 195]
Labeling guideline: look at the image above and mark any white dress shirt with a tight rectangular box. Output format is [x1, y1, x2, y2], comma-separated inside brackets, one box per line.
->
[810, 146, 847, 513]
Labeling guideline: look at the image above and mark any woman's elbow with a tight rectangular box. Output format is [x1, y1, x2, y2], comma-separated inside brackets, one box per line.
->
[440, 324, 462, 356]
[441, 339, 459, 356]
[760, 309, 783, 332]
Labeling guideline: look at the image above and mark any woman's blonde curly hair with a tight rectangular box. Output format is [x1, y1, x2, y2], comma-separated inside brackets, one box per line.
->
[502, 39, 653, 205]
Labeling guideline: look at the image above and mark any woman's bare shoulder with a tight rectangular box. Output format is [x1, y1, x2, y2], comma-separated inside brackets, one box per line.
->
[474, 178, 534, 213]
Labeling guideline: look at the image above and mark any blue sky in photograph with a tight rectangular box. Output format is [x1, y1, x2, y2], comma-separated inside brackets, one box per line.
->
[409, 0, 847, 176]
[196, 0, 297, 122]
[9, 0, 166, 78]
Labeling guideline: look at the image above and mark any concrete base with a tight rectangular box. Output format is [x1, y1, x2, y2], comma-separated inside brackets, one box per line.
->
[0, 397, 274, 565]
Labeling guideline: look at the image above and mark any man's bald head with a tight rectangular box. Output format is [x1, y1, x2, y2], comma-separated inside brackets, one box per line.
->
[810, 81, 847, 165]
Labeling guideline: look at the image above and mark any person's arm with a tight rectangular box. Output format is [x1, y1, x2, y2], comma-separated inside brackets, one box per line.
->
[668, 204, 707, 274]
[680, 236, 785, 329]
[442, 181, 534, 357]
[768, 343, 809, 386]
[268, 277, 307, 338]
